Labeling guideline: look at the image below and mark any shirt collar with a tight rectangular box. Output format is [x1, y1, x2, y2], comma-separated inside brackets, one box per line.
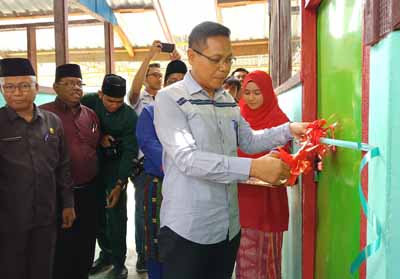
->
[6, 104, 43, 122]
[55, 97, 81, 112]
[184, 71, 227, 99]
[142, 90, 156, 99]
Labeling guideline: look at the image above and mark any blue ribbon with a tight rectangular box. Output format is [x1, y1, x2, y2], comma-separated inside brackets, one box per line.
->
[319, 138, 382, 274]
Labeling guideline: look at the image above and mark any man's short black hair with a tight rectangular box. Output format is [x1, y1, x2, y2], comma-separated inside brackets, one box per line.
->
[189, 21, 231, 51]
[223, 77, 241, 91]
[146, 63, 161, 76]
[231, 68, 249, 76]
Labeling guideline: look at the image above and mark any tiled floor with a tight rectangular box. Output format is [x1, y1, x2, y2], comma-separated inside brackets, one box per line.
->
[90, 183, 148, 279]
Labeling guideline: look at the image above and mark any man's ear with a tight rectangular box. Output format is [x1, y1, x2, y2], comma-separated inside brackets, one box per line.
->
[98, 90, 103, 99]
[187, 48, 195, 66]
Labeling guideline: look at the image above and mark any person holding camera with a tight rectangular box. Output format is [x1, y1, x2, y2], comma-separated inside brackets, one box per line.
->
[127, 39, 179, 273]
[81, 74, 138, 279]
[135, 59, 187, 279]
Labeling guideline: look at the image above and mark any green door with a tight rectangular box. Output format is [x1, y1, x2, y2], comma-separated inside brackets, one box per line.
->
[316, 0, 363, 278]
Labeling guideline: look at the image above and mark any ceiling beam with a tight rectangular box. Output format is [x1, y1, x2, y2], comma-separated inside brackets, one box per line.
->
[217, 0, 267, 8]
[0, 10, 84, 21]
[152, 0, 174, 43]
[71, 0, 135, 57]
[69, 0, 107, 22]
[114, 25, 135, 57]
[0, 19, 101, 31]
[113, 8, 154, 13]
[215, 0, 223, 23]
[3, 39, 270, 63]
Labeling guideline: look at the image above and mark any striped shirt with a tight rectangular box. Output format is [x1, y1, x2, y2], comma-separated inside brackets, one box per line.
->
[154, 72, 292, 244]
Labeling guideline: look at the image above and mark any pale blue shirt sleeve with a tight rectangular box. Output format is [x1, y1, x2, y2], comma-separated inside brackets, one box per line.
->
[154, 91, 252, 184]
[237, 116, 293, 154]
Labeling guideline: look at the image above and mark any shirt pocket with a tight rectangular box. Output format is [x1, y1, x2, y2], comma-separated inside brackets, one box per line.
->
[41, 135, 60, 169]
[0, 136, 25, 161]
[220, 110, 239, 155]
[76, 120, 100, 149]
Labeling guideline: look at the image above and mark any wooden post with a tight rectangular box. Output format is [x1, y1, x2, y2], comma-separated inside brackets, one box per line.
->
[54, 0, 69, 66]
[104, 22, 115, 74]
[27, 26, 37, 74]
[301, 0, 320, 279]
[269, 0, 292, 87]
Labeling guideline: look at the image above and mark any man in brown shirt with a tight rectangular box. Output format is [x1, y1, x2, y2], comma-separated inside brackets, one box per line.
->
[41, 63, 101, 279]
[0, 58, 75, 279]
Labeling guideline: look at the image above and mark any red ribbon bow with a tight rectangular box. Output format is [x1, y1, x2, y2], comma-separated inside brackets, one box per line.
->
[277, 119, 335, 185]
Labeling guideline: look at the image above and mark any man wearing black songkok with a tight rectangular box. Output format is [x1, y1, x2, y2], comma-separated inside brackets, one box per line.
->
[41, 63, 101, 279]
[82, 74, 138, 279]
[0, 58, 75, 279]
[164, 59, 187, 86]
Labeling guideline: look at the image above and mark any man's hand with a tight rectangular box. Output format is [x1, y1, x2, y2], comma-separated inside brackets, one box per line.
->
[148, 40, 162, 59]
[106, 185, 122, 208]
[289, 122, 309, 139]
[62, 208, 76, 229]
[250, 155, 291, 186]
[170, 49, 181, 61]
[100, 135, 115, 148]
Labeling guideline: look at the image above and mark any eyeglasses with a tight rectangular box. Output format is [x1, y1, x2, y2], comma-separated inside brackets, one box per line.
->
[146, 72, 163, 79]
[2, 82, 36, 93]
[192, 49, 237, 66]
[57, 81, 85, 88]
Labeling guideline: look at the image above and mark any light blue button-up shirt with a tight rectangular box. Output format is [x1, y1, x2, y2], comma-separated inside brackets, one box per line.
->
[154, 72, 292, 244]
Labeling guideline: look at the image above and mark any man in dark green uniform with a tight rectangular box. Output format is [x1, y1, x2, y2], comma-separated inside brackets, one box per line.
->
[81, 74, 138, 279]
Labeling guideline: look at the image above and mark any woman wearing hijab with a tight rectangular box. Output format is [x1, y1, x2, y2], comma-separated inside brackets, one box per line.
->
[236, 70, 290, 279]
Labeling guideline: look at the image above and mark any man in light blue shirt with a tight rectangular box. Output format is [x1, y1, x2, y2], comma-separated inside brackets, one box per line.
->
[154, 21, 307, 279]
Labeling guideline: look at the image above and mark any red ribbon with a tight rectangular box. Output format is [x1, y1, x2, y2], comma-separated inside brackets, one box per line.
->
[278, 119, 335, 185]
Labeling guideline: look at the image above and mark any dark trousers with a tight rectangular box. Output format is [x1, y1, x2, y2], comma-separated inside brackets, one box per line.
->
[97, 186, 128, 267]
[133, 172, 146, 256]
[0, 225, 56, 279]
[53, 184, 98, 279]
[159, 227, 241, 279]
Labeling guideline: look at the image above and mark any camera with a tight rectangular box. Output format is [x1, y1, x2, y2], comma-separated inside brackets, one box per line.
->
[131, 157, 145, 180]
[161, 43, 175, 53]
[102, 138, 122, 160]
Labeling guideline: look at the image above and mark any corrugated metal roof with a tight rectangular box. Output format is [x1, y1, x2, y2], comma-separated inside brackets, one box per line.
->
[0, 0, 302, 54]
[0, 0, 53, 16]
[106, 0, 153, 10]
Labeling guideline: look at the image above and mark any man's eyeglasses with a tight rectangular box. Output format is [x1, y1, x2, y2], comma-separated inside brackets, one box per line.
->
[2, 82, 36, 93]
[192, 49, 237, 66]
[146, 72, 163, 79]
[57, 81, 85, 88]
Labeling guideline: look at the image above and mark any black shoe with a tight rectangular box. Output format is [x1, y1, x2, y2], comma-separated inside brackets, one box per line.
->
[136, 254, 147, 273]
[110, 265, 128, 279]
[89, 257, 112, 275]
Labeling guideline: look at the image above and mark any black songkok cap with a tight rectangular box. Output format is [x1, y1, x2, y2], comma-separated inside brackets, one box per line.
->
[164, 60, 187, 84]
[102, 74, 126, 98]
[55, 64, 82, 82]
[0, 58, 36, 77]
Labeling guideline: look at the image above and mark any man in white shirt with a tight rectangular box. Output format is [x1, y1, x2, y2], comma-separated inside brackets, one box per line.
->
[127, 40, 180, 273]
